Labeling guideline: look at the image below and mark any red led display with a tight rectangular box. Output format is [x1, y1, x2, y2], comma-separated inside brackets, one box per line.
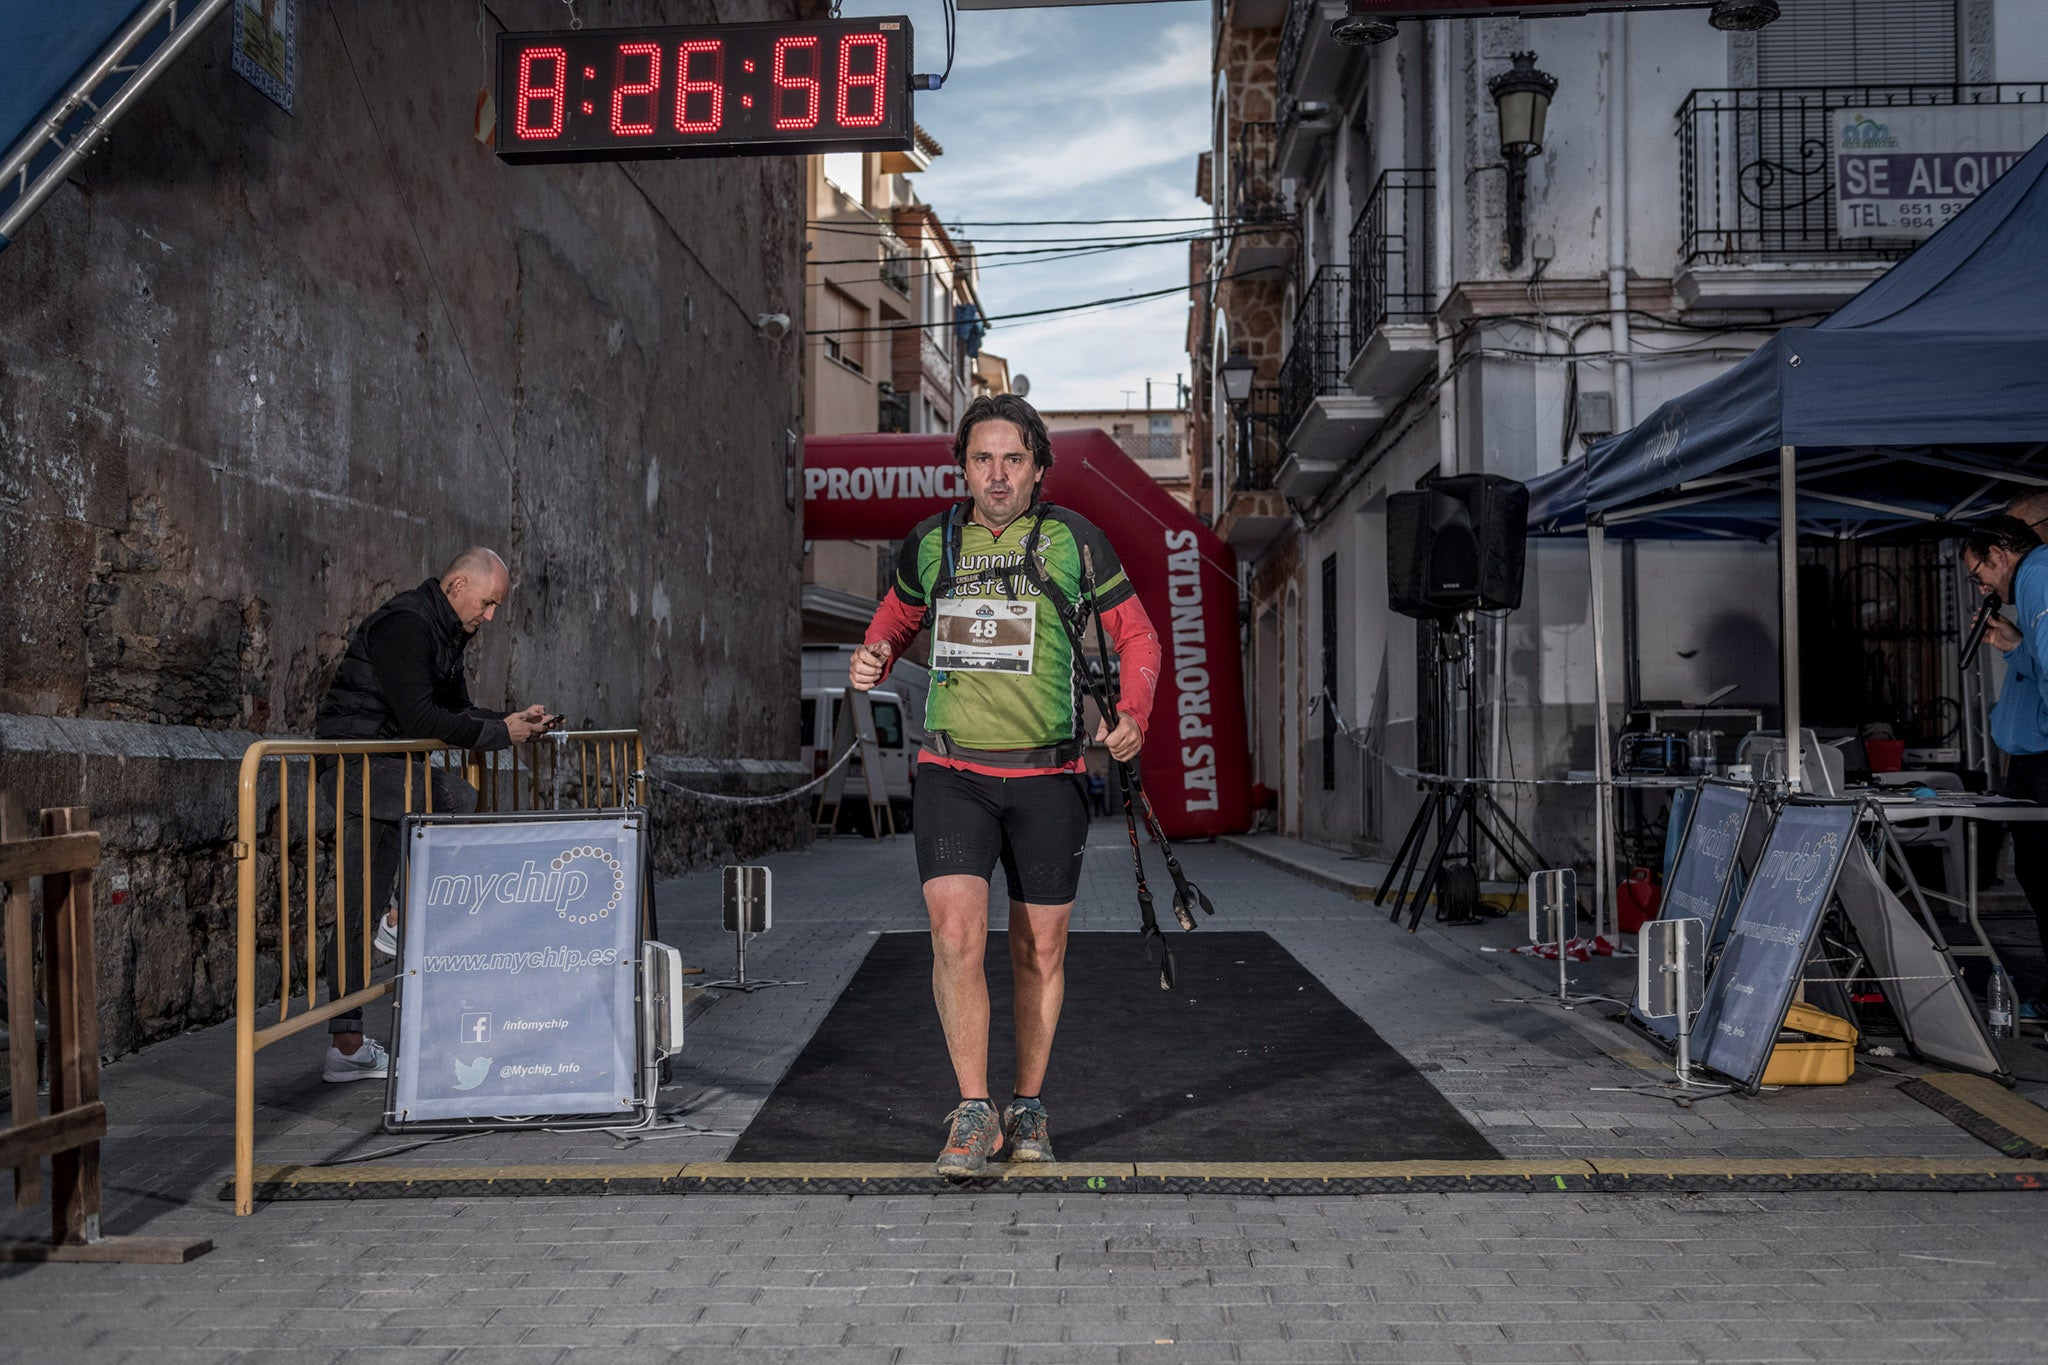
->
[675, 40, 724, 134]
[610, 43, 661, 137]
[514, 46, 567, 140]
[497, 18, 913, 164]
[771, 35, 822, 131]
[836, 34, 887, 131]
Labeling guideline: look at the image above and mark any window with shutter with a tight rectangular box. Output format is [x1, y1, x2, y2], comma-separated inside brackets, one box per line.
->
[1738, 0, 1961, 255]
[1757, 0, 1958, 88]
[820, 284, 868, 375]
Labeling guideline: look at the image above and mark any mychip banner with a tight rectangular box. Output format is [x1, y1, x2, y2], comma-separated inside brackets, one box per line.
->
[1835, 104, 2048, 240]
[390, 813, 643, 1124]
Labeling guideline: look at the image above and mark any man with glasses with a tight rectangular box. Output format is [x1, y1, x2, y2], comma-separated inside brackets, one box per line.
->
[1962, 514, 2048, 1023]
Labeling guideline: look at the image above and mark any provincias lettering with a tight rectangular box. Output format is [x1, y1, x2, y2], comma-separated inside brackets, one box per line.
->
[1165, 529, 1217, 811]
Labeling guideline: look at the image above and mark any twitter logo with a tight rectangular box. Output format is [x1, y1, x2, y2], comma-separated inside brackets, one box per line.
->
[453, 1056, 493, 1091]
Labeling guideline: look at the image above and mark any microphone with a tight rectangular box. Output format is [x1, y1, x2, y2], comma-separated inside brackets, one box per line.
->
[1961, 590, 2004, 669]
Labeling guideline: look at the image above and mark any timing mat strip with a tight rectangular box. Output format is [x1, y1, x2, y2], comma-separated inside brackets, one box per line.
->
[231, 1156, 2048, 1202]
[1901, 1073, 2048, 1161]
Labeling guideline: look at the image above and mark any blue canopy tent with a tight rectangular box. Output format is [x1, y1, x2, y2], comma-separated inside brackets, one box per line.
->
[1526, 130, 2048, 926]
[1535, 126, 2048, 540]
[0, 1, 228, 250]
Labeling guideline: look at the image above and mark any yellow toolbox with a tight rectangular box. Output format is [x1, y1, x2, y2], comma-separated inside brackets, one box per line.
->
[1762, 1002, 1858, 1086]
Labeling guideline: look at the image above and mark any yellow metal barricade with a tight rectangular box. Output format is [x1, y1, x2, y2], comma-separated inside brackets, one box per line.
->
[470, 729, 645, 813]
[232, 730, 645, 1215]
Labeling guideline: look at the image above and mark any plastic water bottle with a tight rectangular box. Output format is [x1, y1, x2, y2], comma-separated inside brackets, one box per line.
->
[1987, 966, 2016, 1039]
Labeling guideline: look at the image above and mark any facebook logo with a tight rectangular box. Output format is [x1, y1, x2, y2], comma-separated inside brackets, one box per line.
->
[460, 1012, 492, 1045]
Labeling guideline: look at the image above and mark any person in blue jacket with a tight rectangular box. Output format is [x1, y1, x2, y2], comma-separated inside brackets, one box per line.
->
[1963, 514, 2048, 1021]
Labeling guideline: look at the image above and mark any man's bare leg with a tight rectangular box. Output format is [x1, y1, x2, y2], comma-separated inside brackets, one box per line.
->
[925, 874, 995, 1100]
[1008, 898, 1073, 1097]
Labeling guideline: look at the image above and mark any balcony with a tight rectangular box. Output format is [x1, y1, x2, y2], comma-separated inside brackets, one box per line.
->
[1346, 168, 1437, 400]
[1675, 83, 2048, 309]
[1231, 120, 1287, 224]
[1112, 433, 1184, 463]
[1217, 386, 1290, 555]
[880, 238, 911, 296]
[1278, 266, 1381, 498]
[1228, 0, 1289, 26]
[1225, 119, 1294, 279]
[1276, 0, 1350, 123]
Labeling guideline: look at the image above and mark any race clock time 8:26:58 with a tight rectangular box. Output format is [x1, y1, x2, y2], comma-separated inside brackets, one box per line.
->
[496, 17, 913, 164]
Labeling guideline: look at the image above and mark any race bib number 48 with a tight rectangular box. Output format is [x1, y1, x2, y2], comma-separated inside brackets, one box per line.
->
[932, 597, 1037, 674]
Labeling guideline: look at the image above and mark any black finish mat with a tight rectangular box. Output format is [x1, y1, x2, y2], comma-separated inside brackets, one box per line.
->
[728, 930, 1498, 1163]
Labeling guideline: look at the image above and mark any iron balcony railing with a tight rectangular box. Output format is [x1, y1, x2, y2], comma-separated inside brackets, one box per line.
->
[1348, 168, 1435, 339]
[1678, 83, 2048, 264]
[1279, 265, 1351, 440]
[1276, 0, 1316, 114]
[1113, 433, 1184, 463]
[1235, 385, 1284, 491]
[1232, 120, 1287, 224]
[880, 238, 911, 294]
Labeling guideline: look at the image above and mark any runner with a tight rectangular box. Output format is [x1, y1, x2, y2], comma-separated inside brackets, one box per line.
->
[851, 394, 1162, 1178]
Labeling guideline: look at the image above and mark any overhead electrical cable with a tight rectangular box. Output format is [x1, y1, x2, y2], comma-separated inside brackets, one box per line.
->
[805, 215, 1217, 229]
[807, 235, 1211, 269]
[805, 222, 1262, 246]
[805, 269, 1228, 336]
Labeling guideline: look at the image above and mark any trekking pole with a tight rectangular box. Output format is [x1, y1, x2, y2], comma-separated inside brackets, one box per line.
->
[1079, 549, 1217, 942]
[1110, 749, 1174, 990]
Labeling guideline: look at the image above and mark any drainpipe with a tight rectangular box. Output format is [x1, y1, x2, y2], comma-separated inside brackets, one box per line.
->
[1433, 19, 1457, 479]
[1606, 13, 1634, 434]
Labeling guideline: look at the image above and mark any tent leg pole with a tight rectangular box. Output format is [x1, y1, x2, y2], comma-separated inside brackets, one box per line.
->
[1780, 444, 1803, 793]
[1588, 523, 1616, 941]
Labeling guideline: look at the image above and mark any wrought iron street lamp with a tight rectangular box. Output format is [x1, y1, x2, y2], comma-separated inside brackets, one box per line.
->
[1487, 51, 1558, 271]
[1220, 349, 1261, 490]
[1220, 348, 1255, 407]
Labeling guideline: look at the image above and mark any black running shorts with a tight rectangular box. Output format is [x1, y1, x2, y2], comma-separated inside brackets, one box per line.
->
[912, 765, 1091, 905]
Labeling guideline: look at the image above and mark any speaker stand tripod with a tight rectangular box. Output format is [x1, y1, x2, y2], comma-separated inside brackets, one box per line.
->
[1375, 614, 1548, 932]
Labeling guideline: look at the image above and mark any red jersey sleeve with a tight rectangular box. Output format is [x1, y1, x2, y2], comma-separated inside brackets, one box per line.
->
[1101, 596, 1162, 735]
[862, 588, 925, 682]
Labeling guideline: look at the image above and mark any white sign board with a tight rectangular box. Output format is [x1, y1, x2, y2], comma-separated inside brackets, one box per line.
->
[390, 813, 643, 1124]
[1835, 105, 2048, 240]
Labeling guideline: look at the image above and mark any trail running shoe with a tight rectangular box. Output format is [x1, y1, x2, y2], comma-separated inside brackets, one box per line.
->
[1003, 1098, 1054, 1163]
[372, 916, 398, 959]
[935, 1100, 1005, 1179]
[323, 1037, 390, 1084]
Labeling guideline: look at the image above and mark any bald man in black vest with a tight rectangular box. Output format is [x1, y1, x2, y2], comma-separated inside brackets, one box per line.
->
[312, 547, 558, 1082]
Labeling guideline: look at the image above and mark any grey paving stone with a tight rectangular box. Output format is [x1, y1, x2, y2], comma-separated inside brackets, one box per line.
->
[1, 840, 2044, 1364]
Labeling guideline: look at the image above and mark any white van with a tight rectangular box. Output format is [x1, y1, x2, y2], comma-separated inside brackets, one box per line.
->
[800, 646, 930, 831]
[800, 685, 912, 821]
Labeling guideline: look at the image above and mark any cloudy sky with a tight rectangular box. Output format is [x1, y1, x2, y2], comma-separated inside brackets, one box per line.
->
[837, 0, 1211, 412]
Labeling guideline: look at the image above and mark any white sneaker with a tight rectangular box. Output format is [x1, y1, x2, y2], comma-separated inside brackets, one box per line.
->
[323, 1037, 390, 1083]
[373, 917, 398, 959]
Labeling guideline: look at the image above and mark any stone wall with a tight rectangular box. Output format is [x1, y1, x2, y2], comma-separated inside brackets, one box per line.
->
[0, 1, 815, 1056]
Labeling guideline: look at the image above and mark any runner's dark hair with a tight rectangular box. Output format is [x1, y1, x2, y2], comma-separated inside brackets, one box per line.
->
[952, 393, 1055, 471]
[1962, 514, 2041, 561]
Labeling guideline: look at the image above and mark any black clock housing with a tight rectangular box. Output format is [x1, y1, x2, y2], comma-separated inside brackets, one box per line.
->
[496, 18, 914, 164]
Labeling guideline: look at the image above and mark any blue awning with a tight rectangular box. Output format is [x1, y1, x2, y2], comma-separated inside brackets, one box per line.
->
[1531, 129, 2048, 540]
[0, 1, 152, 165]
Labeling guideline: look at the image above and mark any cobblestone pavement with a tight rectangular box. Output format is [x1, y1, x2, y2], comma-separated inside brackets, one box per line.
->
[4, 827, 2047, 1361]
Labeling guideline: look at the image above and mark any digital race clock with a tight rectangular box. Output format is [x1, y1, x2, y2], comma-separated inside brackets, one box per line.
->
[496, 18, 914, 164]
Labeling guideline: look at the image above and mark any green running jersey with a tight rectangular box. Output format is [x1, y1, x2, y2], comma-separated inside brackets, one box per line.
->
[894, 504, 1135, 751]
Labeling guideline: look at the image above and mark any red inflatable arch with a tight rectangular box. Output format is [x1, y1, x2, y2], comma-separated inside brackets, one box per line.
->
[804, 429, 1251, 840]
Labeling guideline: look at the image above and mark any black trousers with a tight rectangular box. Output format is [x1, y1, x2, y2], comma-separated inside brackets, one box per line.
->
[317, 755, 478, 1034]
[2000, 752, 2048, 1002]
